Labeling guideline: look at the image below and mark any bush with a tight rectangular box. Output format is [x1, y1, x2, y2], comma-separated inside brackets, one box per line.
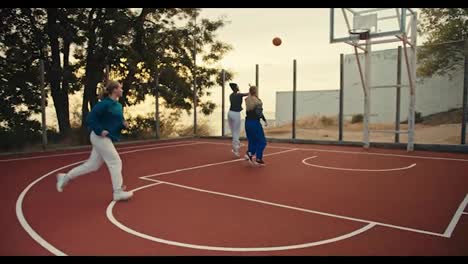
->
[320, 116, 335, 126]
[0, 119, 44, 152]
[415, 111, 423, 124]
[0, 129, 42, 152]
[401, 111, 423, 124]
[177, 121, 212, 137]
[351, 114, 364, 124]
[121, 110, 184, 140]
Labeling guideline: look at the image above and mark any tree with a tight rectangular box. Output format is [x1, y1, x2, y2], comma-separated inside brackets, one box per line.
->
[75, 8, 234, 139]
[110, 8, 234, 118]
[0, 9, 44, 149]
[44, 8, 85, 138]
[0, 8, 235, 150]
[417, 8, 468, 77]
[0, 8, 85, 141]
[77, 8, 133, 131]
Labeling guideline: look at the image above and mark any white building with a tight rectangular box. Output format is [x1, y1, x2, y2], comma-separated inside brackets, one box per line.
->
[276, 47, 464, 125]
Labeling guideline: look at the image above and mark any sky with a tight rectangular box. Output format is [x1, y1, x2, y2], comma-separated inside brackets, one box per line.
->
[200, 8, 345, 113]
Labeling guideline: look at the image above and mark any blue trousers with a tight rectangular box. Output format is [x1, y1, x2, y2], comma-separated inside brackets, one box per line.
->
[245, 119, 267, 160]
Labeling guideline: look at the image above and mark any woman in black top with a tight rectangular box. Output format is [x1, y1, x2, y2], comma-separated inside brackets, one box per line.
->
[227, 83, 248, 157]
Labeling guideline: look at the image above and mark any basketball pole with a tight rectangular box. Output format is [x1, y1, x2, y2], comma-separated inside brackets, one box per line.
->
[462, 39, 468, 144]
[40, 58, 47, 150]
[410, 12, 417, 151]
[363, 38, 371, 149]
[395, 46, 402, 143]
[255, 64, 259, 97]
[292, 59, 297, 139]
[221, 69, 226, 137]
[193, 14, 197, 136]
[154, 71, 160, 139]
[339, 54, 344, 142]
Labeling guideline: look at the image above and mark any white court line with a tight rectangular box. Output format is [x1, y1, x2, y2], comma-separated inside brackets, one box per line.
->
[16, 138, 465, 255]
[197, 140, 468, 162]
[16, 161, 80, 256]
[110, 142, 204, 156]
[443, 194, 468, 237]
[137, 146, 460, 238]
[198, 140, 468, 162]
[107, 179, 377, 252]
[140, 178, 448, 238]
[0, 140, 197, 162]
[295, 147, 468, 162]
[462, 212, 468, 215]
[139, 148, 298, 179]
[198, 141, 293, 150]
[302, 156, 417, 172]
[15, 141, 207, 256]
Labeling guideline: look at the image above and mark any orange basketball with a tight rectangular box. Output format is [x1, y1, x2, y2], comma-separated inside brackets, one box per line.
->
[272, 37, 282, 46]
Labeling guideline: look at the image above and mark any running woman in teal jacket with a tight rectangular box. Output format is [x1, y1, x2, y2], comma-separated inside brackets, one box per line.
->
[56, 80, 133, 202]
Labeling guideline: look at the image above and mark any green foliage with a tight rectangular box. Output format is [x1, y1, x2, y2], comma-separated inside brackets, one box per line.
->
[0, 9, 45, 148]
[415, 111, 423, 124]
[123, 109, 182, 139]
[320, 116, 335, 126]
[351, 114, 363, 124]
[0, 8, 234, 151]
[417, 8, 468, 78]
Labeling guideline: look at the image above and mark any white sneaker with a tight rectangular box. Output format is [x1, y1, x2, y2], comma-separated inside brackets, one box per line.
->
[244, 152, 257, 166]
[113, 188, 134, 202]
[231, 149, 240, 158]
[56, 173, 70, 192]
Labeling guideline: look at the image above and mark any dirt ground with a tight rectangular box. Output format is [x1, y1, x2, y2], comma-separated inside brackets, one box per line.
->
[255, 110, 466, 145]
[262, 123, 464, 145]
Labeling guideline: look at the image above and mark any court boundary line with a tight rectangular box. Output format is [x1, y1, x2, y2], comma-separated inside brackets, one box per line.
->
[198, 141, 468, 162]
[443, 194, 468, 237]
[107, 179, 377, 252]
[138, 178, 452, 239]
[1, 140, 199, 162]
[15, 140, 467, 255]
[139, 148, 298, 179]
[137, 146, 463, 239]
[302, 156, 417, 172]
[15, 141, 212, 256]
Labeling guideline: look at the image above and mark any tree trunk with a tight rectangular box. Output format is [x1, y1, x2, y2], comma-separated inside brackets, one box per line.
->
[46, 8, 71, 139]
[81, 8, 104, 130]
[60, 35, 71, 131]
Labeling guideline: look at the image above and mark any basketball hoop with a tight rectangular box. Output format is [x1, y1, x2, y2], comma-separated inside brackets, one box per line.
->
[349, 28, 370, 40]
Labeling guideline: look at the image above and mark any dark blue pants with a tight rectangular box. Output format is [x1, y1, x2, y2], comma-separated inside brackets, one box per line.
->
[245, 119, 267, 160]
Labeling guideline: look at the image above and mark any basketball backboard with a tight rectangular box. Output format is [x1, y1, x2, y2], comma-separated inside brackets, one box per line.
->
[330, 8, 415, 43]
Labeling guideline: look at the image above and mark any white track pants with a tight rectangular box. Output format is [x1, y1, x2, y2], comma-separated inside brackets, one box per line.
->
[228, 110, 241, 152]
[66, 131, 123, 191]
